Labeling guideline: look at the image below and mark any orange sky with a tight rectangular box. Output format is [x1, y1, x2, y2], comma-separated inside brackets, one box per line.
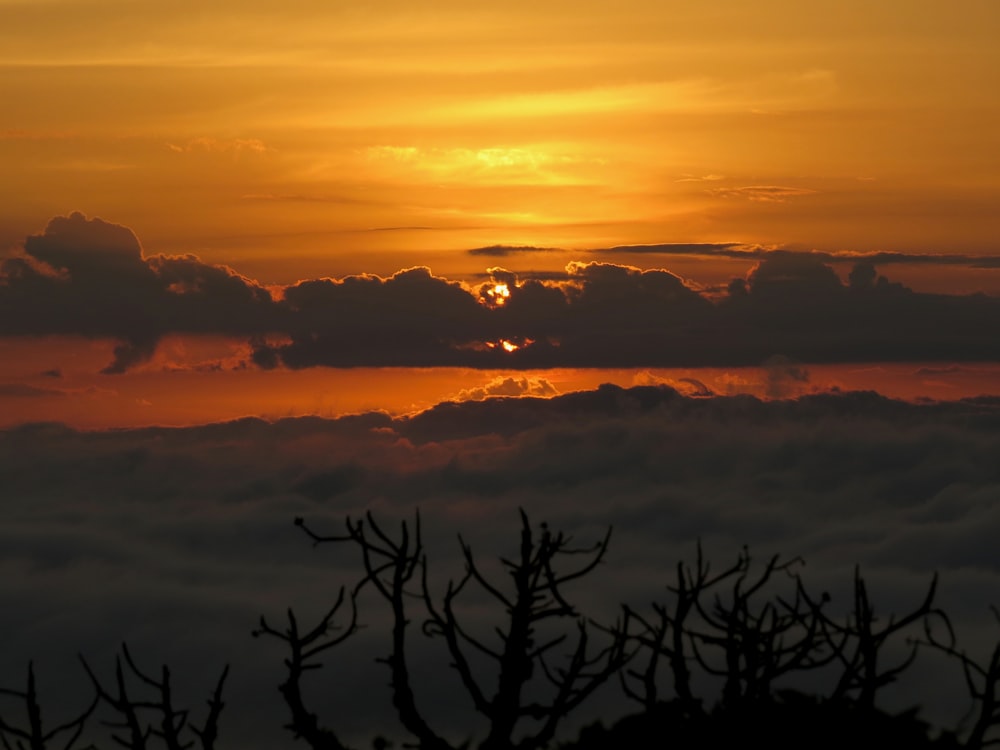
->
[2, 332, 998, 429]
[3, 1, 1000, 427]
[2, 0, 999, 284]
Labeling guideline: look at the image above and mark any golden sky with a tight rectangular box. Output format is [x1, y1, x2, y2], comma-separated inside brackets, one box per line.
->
[3, 1, 1000, 427]
[3, 0, 999, 283]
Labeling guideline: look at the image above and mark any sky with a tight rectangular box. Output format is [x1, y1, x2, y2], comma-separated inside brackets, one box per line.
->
[3, 0, 1000, 275]
[2, 1, 1000, 747]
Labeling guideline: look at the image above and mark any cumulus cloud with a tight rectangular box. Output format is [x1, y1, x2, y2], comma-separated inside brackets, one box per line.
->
[1, 213, 277, 373]
[3, 386, 1000, 747]
[3, 214, 1000, 373]
[632, 370, 715, 397]
[252, 266, 492, 368]
[453, 375, 559, 401]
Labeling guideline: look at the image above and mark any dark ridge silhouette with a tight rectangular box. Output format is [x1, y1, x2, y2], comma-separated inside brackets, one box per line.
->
[561, 693, 961, 749]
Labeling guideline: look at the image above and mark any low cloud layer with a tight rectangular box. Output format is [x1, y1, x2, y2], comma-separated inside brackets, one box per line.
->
[2, 385, 1000, 747]
[2, 213, 999, 374]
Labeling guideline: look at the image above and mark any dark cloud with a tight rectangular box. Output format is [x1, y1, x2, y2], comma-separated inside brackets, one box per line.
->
[602, 242, 750, 255]
[23, 211, 150, 280]
[762, 355, 810, 398]
[633, 371, 716, 397]
[596, 243, 1000, 269]
[257, 266, 492, 368]
[1, 213, 278, 373]
[3, 214, 1000, 373]
[709, 254, 1000, 364]
[467, 244, 561, 257]
[3, 386, 1000, 747]
[914, 365, 981, 376]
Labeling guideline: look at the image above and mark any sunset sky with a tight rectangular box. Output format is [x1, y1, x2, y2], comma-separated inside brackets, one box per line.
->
[3, 0, 1000, 427]
[3, 0, 999, 275]
[2, 3, 1000, 748]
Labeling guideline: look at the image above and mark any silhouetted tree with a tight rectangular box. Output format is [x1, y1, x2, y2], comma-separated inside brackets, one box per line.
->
[80, 643, 228, 750]
[253, 588, 359, 750]
[685, 549, 834, 708]
[619, 542, 746, 716]
[291, 510, 630, 750]
[0, 662, 97, 750]
[811, 567, 947, 709]
[6, 514, 998, 749]
[922, 605, 1000, 749]
[622, 546, 839, 716]
[615, 545, 965, 747]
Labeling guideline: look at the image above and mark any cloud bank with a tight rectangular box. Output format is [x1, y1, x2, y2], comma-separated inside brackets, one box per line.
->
[2, 213, 999, 373]
[3, 385, 1000, 747]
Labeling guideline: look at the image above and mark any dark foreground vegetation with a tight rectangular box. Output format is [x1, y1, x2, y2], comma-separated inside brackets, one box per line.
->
[3, 511, 999, 749]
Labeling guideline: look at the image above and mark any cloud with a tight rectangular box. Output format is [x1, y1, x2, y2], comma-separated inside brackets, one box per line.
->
[914, 365, 982, 376]
[2, 386, 1000, 746]
[762, 354, 810, 398]
[716, 254, 1000, 364]
[453, 375, 559, 401]
[632, 370, 715, 397]
[468, 245, 562, 257]
[254, 266, 492, 368]
[167, 137, 269, 154]
[4, 214, 1000, 374]
[594, 243, 1000, 270]
[1, 213, 277, 373]
[674, 173, 726, 182]
[710, 185, 818, 202]
[602, 242, 750, 256]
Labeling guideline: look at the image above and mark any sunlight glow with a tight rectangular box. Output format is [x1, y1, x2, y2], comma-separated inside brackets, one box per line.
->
[483, 338, 531, 353]
[487, 283, 511, 306]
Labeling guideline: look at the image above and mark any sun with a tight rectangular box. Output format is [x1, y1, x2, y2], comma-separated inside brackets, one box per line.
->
[486, 283, 511, 306]
[483, 338, 533, 353]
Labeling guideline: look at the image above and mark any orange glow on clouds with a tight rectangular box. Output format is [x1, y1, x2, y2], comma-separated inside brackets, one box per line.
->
[3, 334, 999, 431]
[2, 3, 999, 429]
[486, 283, 511, 306]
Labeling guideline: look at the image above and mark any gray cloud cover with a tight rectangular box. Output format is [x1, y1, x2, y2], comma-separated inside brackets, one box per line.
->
[2, 386, 1000, 747]
[2, 213, 1000, 374]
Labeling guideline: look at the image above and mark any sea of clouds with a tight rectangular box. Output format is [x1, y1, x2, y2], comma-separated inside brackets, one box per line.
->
[2, 385, 999, 747]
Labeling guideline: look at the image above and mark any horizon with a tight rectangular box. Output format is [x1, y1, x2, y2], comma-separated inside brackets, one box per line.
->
[2, 2, 999, 748]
